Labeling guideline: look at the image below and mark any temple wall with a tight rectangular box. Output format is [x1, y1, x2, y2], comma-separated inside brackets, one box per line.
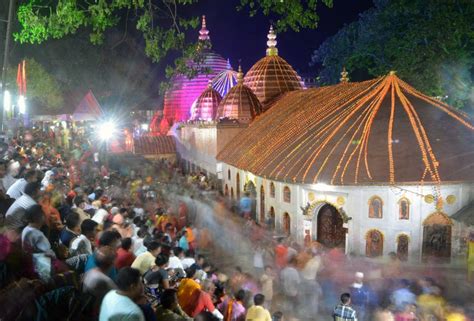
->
[222, 163, 474, 262]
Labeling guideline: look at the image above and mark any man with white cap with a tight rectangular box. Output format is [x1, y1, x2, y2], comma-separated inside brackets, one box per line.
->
[348, 272, 371, 321]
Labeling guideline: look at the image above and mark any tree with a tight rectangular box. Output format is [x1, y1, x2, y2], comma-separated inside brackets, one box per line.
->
[311, 0, 474, 109]
[7, 58, 64, 110]
[14, 0, 333, 80]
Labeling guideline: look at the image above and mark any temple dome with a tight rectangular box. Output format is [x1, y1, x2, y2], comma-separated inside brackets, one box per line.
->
[218, 73, 474, 185]
[159, 16, 228, 132]
[216, 67, 263, 124]
[244, 26, 304, 110]
[211, 60, 238, 97]
[191, 84, 222, 121]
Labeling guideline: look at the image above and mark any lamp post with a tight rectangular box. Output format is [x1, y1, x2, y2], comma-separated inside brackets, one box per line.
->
[1, 0, 15, 132]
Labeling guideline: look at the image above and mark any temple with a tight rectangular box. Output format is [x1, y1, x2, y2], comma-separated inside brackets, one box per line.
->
[147, 20, 474, 262]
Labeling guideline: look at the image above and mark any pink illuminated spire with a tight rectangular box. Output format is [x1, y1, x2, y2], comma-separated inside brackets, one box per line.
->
[199, 15, 210, 41]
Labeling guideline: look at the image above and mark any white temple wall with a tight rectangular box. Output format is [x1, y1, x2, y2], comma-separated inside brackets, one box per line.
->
[221, 163, 474, 262]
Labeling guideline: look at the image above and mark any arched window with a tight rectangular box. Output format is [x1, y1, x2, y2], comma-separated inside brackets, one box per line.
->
[398, 197, 410, 220]
[283, 186, 291, 203]
[260, 185, 265, 223]
[365, 229, 383, 257]
[270, 182, 275, 198]
[224, 184, 229, 197]
[228, 169, 231, 180]
[231, 187, 234, 199]
[368, 196, 383, 218]
[283, 212, 291, 235]
[236, 173, 241, 199]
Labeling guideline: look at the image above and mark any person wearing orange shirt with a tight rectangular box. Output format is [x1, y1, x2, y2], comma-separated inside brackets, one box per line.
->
[274, 238, 288, 270]
[39, 193, 63, 231]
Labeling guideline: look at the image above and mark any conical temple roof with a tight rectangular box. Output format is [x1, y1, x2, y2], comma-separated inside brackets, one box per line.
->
[216, 67, 263, 124]
[244, 26, 304, 109]
[191, 84, 222, 121]
[218, 74, 474, 185]
[212, 60, 238, 97]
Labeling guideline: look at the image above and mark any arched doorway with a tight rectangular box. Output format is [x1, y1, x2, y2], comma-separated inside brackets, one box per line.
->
[422, 212, 452, 262]
[283, 212, 291, 235]
[269, 207, 275, 230]
[244, 180, 257, 220]
[224, 184, 229, 197]
[365, 229, 384, 257]
[236, 173, 241, 199]
[397, 234, 409, 261]
[260, 185, 265, 223]
[231, 187, 234, 199]
[316, 203, 345, 249]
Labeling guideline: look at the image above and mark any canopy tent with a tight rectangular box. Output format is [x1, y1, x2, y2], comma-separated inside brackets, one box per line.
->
[72, 90, 103, 121]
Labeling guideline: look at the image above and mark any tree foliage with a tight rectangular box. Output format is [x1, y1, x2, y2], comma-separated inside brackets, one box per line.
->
[7, 58, 64, 110]
[312, 0, 474, 109]
[15, 0, 333, 65]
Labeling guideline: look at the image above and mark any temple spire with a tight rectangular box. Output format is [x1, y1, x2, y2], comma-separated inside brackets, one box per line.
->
[340, 67, 349, 83]
[266, 25, 278, 56]
[237, 65, 244, 83]
[226, 58, 232, 70]
[199, 15, 210, 41]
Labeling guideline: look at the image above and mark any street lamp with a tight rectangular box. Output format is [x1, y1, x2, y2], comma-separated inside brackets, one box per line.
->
[97, 120, 117, 168]
[3, 90, 10, 113]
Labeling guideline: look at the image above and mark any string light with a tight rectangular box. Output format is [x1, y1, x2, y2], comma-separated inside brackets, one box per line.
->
[217, 73, 474, 197]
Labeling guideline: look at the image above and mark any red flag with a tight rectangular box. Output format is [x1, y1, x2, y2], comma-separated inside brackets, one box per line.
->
[16, 63, 22, 94]
[22, 60, 26, 95]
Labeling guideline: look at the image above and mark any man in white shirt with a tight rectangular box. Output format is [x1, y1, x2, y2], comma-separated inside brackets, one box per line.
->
[99, 267, 145, 321]
[6, 182, 40, 216]
[181, 252, 195, 270]
[7, 170, 37, 199]
[168, 247, 184, 270]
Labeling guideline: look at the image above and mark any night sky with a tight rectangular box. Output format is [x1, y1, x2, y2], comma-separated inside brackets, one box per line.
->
[186, 0, 374, 76]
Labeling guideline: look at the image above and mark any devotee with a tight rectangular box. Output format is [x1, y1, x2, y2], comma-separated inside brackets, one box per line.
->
[349, 272, 371, 321]
[260, 266, 275, 310]
[59, 212, 81, 248]
[6, 181, 41, 216]
[391, 279, 417, 312]
[217, 289, 246, 321]
[169, 247, 185, 270]
[83, 245, 118, 313]
[132, 240, 162, 275]
[85, 230, 122, 280]
[72, 195, 91, 223]
[190, 279, 223, 319]
[333, 293, 358, 321]
[99, 267, 145, 321]
[155, 288, 193, 321]
[70, 218, 98, 256]
[280, 257, 300, 309]
[21, 204, 56, 258]
[245, 294, 272, 321]
[6, 170, 37, 199]
[143, 254, 170, 291]
[115, 237, 136, 269]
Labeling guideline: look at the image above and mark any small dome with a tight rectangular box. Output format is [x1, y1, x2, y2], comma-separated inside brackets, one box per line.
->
[216, 67, 262, 124]
[191, 84, 222, 121]
[244, 26, 304, 110]
[211, 60, 238, 97]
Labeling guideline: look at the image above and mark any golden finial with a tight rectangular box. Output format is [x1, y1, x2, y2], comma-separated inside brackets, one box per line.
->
[237, 65, 244, 83]
[389, 70, 397, 75]
[266, 25, 278, 56]
[340, 67, 349, 83]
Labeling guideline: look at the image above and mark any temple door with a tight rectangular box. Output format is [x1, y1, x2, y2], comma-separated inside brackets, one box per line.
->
[316, 204, 345, 249]
[260, 185, 265, 223]
[365, 230, 384, 257]
[397, 234, 409, 261]
[422, 212, 452, 263]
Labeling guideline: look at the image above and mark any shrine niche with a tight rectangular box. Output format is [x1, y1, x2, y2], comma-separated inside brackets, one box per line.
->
[269, 207, 275, 230]
[366, 229, 384, 257]
[396, 234, 409, 261]
[283, 186, 291, 203]
[369, 196, 383, 218]
[398, 197, 410, 220]
[228, 169, 231, 180]
[231, 187, 234, 199]
[260, 185, 265, 223]
[283, 212, 291, 235]
[316, 203, 346, 249]
[422, 212, 452, 262]
[270, 182, 275, 198]
[224, 184, 229, 196]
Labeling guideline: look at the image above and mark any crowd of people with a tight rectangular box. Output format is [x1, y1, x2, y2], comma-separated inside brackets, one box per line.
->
[0, 129, 473, 321]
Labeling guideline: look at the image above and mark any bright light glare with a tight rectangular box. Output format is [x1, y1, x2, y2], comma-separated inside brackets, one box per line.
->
[141, 123, 149, 131]
[3, 91, 11, 112]
[98, 121, 117, 141]
[18, 95, 26, 114]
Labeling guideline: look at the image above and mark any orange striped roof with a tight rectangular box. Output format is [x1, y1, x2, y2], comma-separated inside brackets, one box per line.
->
[217, 74, 474, 185]
[134, 136, 176, 155]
